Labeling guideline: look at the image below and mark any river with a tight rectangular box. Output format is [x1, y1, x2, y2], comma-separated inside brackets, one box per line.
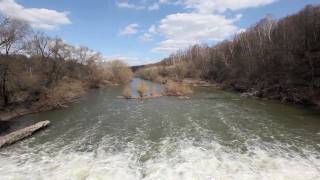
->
[0, 78, 320, 179]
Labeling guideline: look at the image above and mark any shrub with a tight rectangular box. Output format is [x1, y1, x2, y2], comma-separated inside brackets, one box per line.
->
[137, 66, 173, 83]
[164, 81, 193, 96]
[122, 86, 132, 99]
[102, 60, 133, 84]
[137, 82, 149, 98]
[137, 67, 160, 82]
[44, 79, 86, 106]
[173, 62, 188, 81]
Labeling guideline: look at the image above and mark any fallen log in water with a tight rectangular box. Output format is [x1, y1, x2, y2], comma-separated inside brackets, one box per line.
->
[0, 120, 50, 148]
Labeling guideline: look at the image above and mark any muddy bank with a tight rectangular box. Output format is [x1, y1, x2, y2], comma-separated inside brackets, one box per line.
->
[170, 78, 319, 109]
[140, 76, 320, 109]
[0, 103, 67, 136]
[222, 82, 320, 110]
[0, 95, 81, 122]
[0, 89, 85, 137]
[0, 81, 120, 122]
[0, 105, 51, 122]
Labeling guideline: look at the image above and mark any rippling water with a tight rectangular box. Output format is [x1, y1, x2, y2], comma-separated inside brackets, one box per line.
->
[0, 79, 320, 179]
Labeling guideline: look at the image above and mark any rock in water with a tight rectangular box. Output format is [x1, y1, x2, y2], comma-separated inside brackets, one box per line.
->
[0, 120, 50, 148]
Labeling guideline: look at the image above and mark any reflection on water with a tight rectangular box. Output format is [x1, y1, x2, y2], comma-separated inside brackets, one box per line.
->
[0, 78, 320, 179]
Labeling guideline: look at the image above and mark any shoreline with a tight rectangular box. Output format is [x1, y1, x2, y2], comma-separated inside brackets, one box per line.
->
[0, 81, 122, 122]
[139, 77, 320, 110]
[1, 77, 319, 130]
[0, 82, 124, 146]
[0, 96, 82, 137]
[0, 94, 83, 122]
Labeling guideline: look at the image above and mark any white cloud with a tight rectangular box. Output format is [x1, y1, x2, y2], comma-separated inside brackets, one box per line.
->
[0, 0, 71, 30]
[116, 1, 161, 11]
[152, 39, 199, 53]
[114, 0, 277, 55]
[148, 3, 160, 11]
[119, 23, 140, 36]
[159, 0, 182, 5]
[116, 0, 145, 10]
[150, 0, 277, 53]
[116, 0, 182, 11]
[105, 54, 155, 66]
[159, 0, 170, 3]
[152, 13, 239, 53]
[148, 25, 157, 33]
[139, 25, 157, 42]
[140, 33, 153, 42]
[237, 28, 246, 34]
[183, 0, 276, 14]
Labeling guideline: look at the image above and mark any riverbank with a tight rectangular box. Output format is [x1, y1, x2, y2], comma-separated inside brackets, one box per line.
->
[181, 78, 320, 109]
[0, 82, 85, 122]
[179, 78, 220, 88]
[0, 76, 126, 122]
[191, 79, 320, 110]
[0, 54, 133, 123]
[221, 81, 320, 110]
[137, 76, 320, 110]
[0, 94, 80, 121]
[0, 79, 121, 137]
[0, 90, 82, 136]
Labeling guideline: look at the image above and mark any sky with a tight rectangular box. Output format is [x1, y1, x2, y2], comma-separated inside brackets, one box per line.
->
[0, 0, 319, 65]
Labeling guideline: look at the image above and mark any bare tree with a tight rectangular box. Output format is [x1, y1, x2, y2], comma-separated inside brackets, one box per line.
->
[145, 5, 320, 105]
[25, 32, 51, 59]
[75, 46, 90, 64]
[0, 18, 30, 55]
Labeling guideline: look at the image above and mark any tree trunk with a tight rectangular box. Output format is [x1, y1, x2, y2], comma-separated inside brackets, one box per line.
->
[0, 120, 50, 148]
[1, 64, 9, 106]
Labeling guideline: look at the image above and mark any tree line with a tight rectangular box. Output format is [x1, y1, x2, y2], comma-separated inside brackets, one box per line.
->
[0, 17, 132, 109]
[138, 5, 320, 106]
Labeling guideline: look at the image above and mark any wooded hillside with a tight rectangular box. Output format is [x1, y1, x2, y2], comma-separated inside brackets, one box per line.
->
[137, 5, 320, 107]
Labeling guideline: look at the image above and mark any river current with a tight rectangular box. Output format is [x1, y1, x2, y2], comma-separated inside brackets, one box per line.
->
[0, 78, 319, 179]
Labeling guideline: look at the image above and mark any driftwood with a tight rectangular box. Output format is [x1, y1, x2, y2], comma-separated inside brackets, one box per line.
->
[0, 120, 50, 148]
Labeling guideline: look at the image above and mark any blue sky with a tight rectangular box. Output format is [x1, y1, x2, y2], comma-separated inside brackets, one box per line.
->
[0, 0, 319, 65]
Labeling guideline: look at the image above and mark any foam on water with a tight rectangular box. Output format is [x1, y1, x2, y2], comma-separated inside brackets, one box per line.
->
[1, 79, 320, 179]
[0, 137, 319, 180]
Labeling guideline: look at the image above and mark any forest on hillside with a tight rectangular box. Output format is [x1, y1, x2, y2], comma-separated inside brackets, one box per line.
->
[138, 5, 320, 107]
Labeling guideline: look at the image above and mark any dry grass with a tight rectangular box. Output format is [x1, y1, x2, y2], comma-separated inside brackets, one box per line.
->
[137, 67, 160, 82]
[137, 64, 189, 83]
[102, 60, 133, 84]
[137, 82, 149, 98]
[164, 81, 193, 96]
[44, 79, 86, 106]
[122, 86, 132, 99]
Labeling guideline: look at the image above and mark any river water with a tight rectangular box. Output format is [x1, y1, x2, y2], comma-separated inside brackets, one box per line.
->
[0, 78, 320, 179]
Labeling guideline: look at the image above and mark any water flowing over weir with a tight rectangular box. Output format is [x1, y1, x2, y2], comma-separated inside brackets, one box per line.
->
[0, 79, 320, 179]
